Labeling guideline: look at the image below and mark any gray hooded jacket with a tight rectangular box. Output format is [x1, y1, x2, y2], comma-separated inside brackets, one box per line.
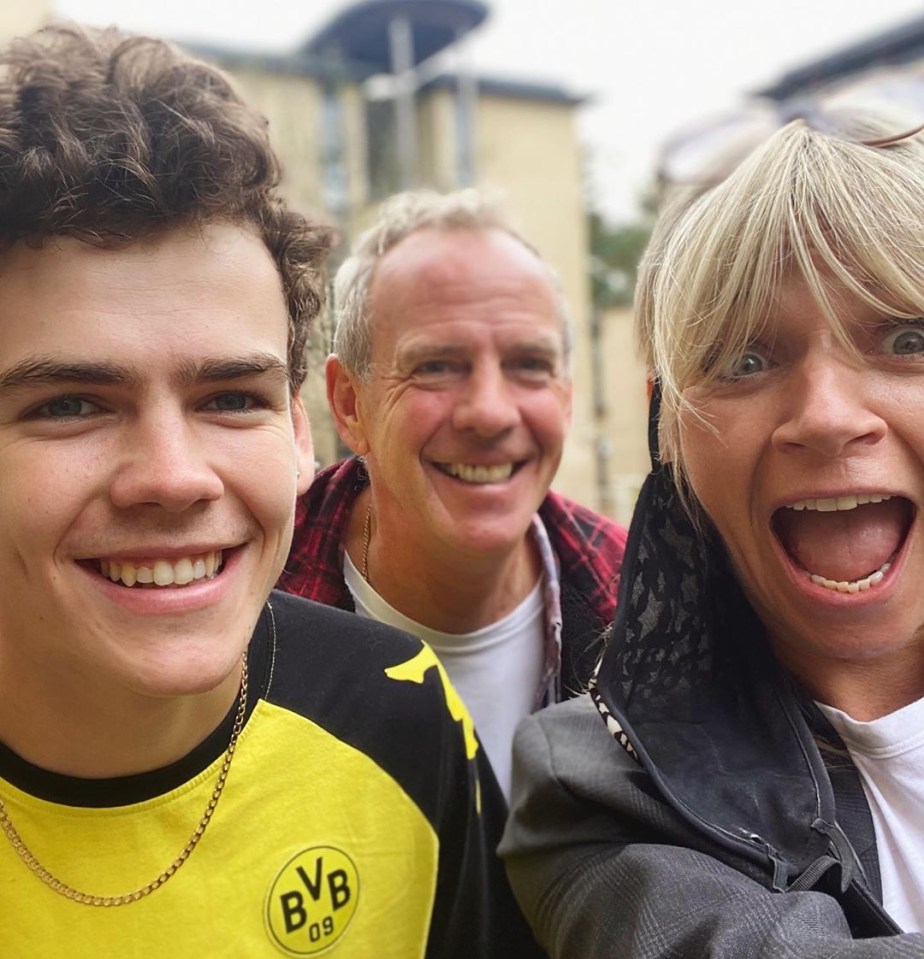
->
[500, 390, 924, 958]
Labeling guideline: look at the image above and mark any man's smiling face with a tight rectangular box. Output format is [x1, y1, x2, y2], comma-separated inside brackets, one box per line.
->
[0, 223, 314, 712]
[329, 227, 572, 563]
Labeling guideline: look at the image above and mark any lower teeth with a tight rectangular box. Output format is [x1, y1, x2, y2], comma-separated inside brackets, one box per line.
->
[809, 562, 890, 594]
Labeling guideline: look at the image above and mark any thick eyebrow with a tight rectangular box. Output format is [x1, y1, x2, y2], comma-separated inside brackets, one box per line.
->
[398, 337, 562, 366]
[0, 358, 139, 392]
[0, 352, 290, 393]
[397, 343, 469, 366]
[508, 338, 562, 356]
[176, 354, 290, 386]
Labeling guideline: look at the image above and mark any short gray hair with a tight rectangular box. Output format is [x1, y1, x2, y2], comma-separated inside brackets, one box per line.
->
[333, 188, 573, 379]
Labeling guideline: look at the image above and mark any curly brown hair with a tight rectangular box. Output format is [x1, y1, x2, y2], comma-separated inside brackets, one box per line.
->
[0, 22, 332, 388]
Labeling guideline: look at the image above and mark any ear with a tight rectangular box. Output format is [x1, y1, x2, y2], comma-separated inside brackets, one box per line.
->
[326, 354, 371, 456]
[291, 393, 316, 495]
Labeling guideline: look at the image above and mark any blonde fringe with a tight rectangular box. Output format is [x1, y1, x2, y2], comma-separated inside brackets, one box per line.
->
[637, 120, 924, 488]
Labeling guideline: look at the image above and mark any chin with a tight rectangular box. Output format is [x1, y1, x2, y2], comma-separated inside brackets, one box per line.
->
[124, 645, 244, 700]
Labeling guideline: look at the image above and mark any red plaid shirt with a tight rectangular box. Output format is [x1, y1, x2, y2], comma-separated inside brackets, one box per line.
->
[278, 457, 627, 703]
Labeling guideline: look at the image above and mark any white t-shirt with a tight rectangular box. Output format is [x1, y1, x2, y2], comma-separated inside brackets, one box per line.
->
[343, 551, 544, 800]
[817, 696, 924, 932]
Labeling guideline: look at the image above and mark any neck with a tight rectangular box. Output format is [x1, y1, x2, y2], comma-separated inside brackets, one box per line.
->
[350, 492, 541, 633]
[775, 639, 924, 722]
[0, 662, 243, 779]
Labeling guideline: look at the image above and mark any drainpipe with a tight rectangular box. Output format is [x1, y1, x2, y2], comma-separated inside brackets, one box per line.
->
[388, 15, 417, 189]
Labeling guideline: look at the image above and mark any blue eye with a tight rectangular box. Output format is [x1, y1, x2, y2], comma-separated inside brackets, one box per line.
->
[415, 361, 453, 374]
[880, 325, 924, 357]
[204, 392, 260, 412]
[511, 356, 555, 376]
[410, 359, 467, 383]
[37, 396, 100, 418]
[719, 350, 768, 379]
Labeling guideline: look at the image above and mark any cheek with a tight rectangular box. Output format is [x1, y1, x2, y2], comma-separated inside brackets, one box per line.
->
[680, 416, 763, 558]
[680, 417, 737, 513]
[0, 488, 71, 586]
[526, 391, 570, 444]
[383, 393, 449, 443]
[0, 446, 102, 538]
[223, 433, 300, 533]
[248, 483, 299, 568]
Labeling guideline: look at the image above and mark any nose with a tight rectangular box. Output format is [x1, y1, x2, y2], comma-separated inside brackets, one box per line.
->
[771, 354, 886, 458]
[451, 364, 521, 438]
[109, 413, 224, 512]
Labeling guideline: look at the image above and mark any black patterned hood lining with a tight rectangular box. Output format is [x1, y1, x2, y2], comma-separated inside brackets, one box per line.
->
[591, 388, 841, 878]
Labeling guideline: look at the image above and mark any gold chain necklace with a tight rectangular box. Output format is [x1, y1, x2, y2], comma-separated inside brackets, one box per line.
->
[0, 653, 249, 907]
[361, 499, 372, 584]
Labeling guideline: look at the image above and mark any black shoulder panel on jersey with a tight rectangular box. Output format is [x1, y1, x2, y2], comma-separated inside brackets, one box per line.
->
[259, 591, 479, 832]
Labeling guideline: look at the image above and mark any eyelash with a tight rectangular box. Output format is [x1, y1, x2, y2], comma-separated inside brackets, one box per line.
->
[22, 388, 277, 421]
[26, 394, 104, 420]
[201, 390, 273, 413]
[878, 321, 924, 358]
[412, 358, 556, 376]
[414, 360, 457, 375]
[706, 319, 924, 382]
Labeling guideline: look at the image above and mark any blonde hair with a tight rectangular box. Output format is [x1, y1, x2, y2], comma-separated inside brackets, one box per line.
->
[637, 119, 924, 480]
[333, 187, 573, 379]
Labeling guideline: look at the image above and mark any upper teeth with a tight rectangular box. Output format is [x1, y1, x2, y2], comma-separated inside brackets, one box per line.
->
[443, 463, 514, 484]
[99, 551, 222, 588]
[785, 494, 896, 592]
[788, 494, 891, 512]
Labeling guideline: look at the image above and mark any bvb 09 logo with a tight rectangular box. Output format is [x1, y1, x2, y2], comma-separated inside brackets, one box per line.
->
[266, 846, 360, 955]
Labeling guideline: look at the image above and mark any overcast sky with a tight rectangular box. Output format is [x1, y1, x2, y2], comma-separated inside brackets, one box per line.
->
[55, 0, 924, 222]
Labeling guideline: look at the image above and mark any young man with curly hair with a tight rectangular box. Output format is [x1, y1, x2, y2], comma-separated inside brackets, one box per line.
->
[0, 23, 540, 958]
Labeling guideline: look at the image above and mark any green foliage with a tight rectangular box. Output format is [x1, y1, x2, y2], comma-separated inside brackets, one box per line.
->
[587, 195, 655, 309]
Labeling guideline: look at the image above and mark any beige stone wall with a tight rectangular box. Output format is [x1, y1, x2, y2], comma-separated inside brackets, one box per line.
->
[416, 87, 458, 190]
[472, 94, 598, 508]
[223, 69, 368, 469]
[231, 70, 327, 214]
[597, 307, 650, 526]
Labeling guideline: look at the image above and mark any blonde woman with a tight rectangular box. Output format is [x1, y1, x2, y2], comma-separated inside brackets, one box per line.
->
[502, 108, 924, 955]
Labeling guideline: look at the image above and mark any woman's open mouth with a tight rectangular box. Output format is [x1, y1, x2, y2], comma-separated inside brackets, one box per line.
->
[771, 494, 914, 593]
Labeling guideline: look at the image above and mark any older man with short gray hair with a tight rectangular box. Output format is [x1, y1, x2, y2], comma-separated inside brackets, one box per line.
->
[279, 188, 626, 799]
